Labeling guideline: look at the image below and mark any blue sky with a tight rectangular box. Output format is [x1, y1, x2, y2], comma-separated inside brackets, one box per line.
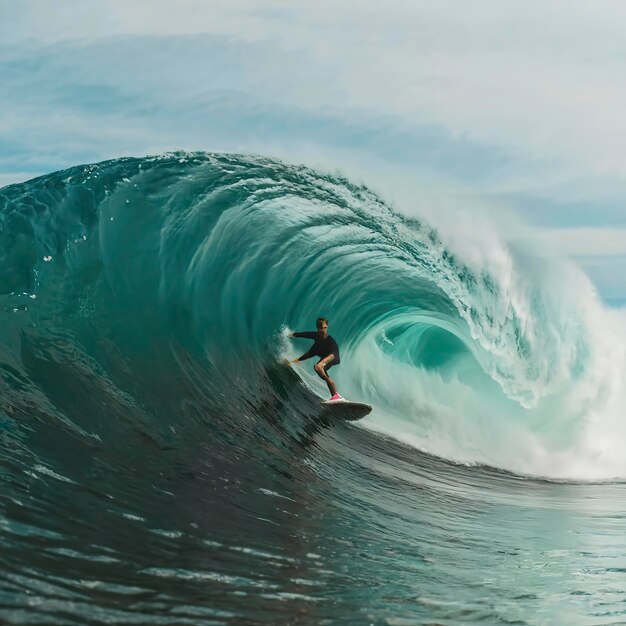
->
[2, 1, 626, 300]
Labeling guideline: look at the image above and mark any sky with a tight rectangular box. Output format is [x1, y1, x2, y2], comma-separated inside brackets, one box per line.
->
[2, 0, 626, 301]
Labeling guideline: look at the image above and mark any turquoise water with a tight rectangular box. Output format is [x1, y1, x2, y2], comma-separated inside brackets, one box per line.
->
[1, 153, 626, 624]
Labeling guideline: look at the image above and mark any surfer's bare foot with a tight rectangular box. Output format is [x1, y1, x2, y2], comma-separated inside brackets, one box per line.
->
[329, 393, 344, 402]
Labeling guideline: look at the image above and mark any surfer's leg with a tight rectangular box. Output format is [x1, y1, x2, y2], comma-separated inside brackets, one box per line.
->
[314, 356, 337, 398]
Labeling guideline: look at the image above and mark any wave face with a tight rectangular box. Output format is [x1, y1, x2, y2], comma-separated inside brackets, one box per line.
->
[1, 152, 624, 480]
[3, 153, 626, 624]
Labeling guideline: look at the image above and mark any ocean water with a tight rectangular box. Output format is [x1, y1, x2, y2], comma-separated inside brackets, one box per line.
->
[2, 152, 626, 625]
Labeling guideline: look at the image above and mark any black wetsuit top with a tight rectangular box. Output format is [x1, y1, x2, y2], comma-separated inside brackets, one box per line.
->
[293, 332, 341, 364]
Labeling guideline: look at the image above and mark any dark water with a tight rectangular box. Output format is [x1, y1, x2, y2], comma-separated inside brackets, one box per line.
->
[2, 153, 626, 625]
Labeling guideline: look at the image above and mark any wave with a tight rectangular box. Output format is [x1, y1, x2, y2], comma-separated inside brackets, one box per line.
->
[1, 151, 625, 480]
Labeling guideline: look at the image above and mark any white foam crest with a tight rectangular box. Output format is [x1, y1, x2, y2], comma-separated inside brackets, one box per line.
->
[347, 209, 626, 479]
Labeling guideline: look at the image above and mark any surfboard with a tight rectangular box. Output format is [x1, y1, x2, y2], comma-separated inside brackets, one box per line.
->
[320, 399, 372, 421]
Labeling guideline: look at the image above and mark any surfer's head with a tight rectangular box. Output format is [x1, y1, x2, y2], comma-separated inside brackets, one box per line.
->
[316, 317, 329, 337]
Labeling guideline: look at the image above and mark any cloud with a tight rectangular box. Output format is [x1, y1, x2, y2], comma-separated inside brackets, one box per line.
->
[3, 1, 626, 187]
[537, 227, 626, 303]
[0, 172, 42, 188]
[543, 228, 626, 258]
[2, 0, 626, 300]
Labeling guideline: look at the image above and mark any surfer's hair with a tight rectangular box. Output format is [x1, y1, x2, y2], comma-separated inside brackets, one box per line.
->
[316, 317, 328, 325]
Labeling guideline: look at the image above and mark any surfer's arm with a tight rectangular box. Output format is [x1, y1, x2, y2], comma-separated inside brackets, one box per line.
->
[291, 349, 314, 363]
[291, 331, 317, 339]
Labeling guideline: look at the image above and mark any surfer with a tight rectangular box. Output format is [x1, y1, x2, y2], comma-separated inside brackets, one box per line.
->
[290, 317, 343, 401]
